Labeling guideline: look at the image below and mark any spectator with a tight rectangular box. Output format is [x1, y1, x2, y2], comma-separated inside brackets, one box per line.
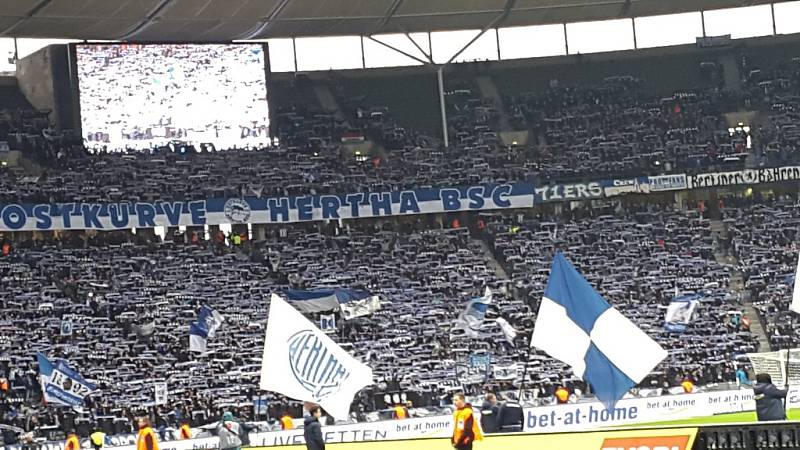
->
[303, 406, 325, 450]
[736, 366, 752, 387]
[754, 373, 787, 421]
[451, 393, 482, 450]
[479, 393, 499, 433]
[217, 412, 242, 450]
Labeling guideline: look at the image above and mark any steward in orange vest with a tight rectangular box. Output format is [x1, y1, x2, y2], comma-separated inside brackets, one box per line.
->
[179, 422, 192, 440]
[451, 394, 483, 450]
[65, 432, 80, 450]
[280, 413, 294, 430]
[136, 418, 159, 450]
[392, 404, 409, 420]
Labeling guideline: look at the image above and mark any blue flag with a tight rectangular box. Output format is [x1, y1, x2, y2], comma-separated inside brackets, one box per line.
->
[530, 252, 667, 410]
[37, 353, 97, 407]
[189, 305, 224, 353]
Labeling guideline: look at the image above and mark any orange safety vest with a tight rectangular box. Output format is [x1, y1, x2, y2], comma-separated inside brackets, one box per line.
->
[555, 387, 569, 403]
[393, 406, 407, 420]
[137, 427, 159, 450]
[179, 424, 191, 440]
[65, 434, 80, 450]
[280, 415, 294, 430]
[681, 380, 694, 393]
[0, 378, 8, 391]
[452, 405, 482, 447]
[1, 243, 9, 256]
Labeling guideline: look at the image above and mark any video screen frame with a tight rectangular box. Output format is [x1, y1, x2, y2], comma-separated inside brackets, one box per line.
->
[71, 41, 274, 151]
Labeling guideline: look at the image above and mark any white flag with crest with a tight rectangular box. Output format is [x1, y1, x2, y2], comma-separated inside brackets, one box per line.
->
[260, 294, 373, 418]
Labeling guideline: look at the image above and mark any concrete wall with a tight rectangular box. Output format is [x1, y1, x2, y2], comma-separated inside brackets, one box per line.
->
[14, 45, 80, 131]
[15, 45, 55, 117]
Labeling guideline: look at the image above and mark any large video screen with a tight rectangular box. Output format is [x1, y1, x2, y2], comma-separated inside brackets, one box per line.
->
[76, 44, 269, 150]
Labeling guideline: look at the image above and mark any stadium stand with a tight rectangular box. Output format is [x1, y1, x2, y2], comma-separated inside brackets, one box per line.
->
[5, 9, 800, 448]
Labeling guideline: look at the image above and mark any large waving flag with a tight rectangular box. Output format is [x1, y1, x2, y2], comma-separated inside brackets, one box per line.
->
[260, 294, 373, 419]
[454, 287, 492, 338]
[189, 305, 224, 353]
[37, 353, 97, 407]
[531, 252, 667, 409]
[791, 252, 800, 314]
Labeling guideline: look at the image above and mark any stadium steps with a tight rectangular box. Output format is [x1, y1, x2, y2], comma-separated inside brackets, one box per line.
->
[312, 82, 348, 125]
[720, 53, 742, 92]
[475, 76, 513, 131]
[475, 238, 510, 280]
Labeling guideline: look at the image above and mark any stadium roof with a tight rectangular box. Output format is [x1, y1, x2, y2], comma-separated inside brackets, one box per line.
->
[0, 0, 783, 42]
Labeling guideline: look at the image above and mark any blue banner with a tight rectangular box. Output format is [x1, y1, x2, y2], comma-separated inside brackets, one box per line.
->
[0, 183, 535, 231]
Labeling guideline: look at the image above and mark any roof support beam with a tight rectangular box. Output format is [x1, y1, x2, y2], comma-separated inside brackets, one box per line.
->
[403, 31, 433, 64]
[236, 0, 295, 40]
[375, 0, 405, 34]
[444, 0, 516, 66]
[117, 0, 178, 40]
[365, 35, 430, 66]
[0, 0, 53, 37]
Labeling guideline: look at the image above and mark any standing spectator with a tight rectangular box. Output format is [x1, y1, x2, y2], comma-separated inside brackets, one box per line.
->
[217, 412, 242, 450]
[451, 393, 482, 450]
[736, 366, 752, 386]
[479, 393, 499, 433]
[136, 417, 159, 450]
[754, 373, 788, 422]
[303, 405, 325, 450]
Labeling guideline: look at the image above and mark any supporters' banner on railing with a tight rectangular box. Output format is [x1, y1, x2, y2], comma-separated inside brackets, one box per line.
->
[0, 183, 535, 231]
[648, 174, 688, 191]
[534, 181, 603, 203]
[601, 177, 651, 197]
[689, 166, 800, 189]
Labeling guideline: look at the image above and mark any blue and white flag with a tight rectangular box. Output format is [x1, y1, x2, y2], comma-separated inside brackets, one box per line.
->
[454, 287, 492, 338]
[37, 353, 97, 407]
[495, 317, 518, 344]
[284, 289, 381, 320]
[791, 253, 800, 314]
[189, 305, 224, 353]
[531, 253, 667, 409]
[260, 294, 373, 419]
[664, 294, 700, 333]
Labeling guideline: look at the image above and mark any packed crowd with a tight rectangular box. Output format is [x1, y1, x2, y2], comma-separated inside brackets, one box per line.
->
[726, 196, 800, 350]
[483, 204, 758, 392]
[0, 200, 763, 442]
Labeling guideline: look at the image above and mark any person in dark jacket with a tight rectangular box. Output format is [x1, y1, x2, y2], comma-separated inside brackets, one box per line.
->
[303, 405, 325, 450]
[479, 393, 499, 433]
[754, 373, 788, 421]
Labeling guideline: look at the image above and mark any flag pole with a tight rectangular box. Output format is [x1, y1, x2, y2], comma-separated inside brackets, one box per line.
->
[517, 332, 534, 402]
